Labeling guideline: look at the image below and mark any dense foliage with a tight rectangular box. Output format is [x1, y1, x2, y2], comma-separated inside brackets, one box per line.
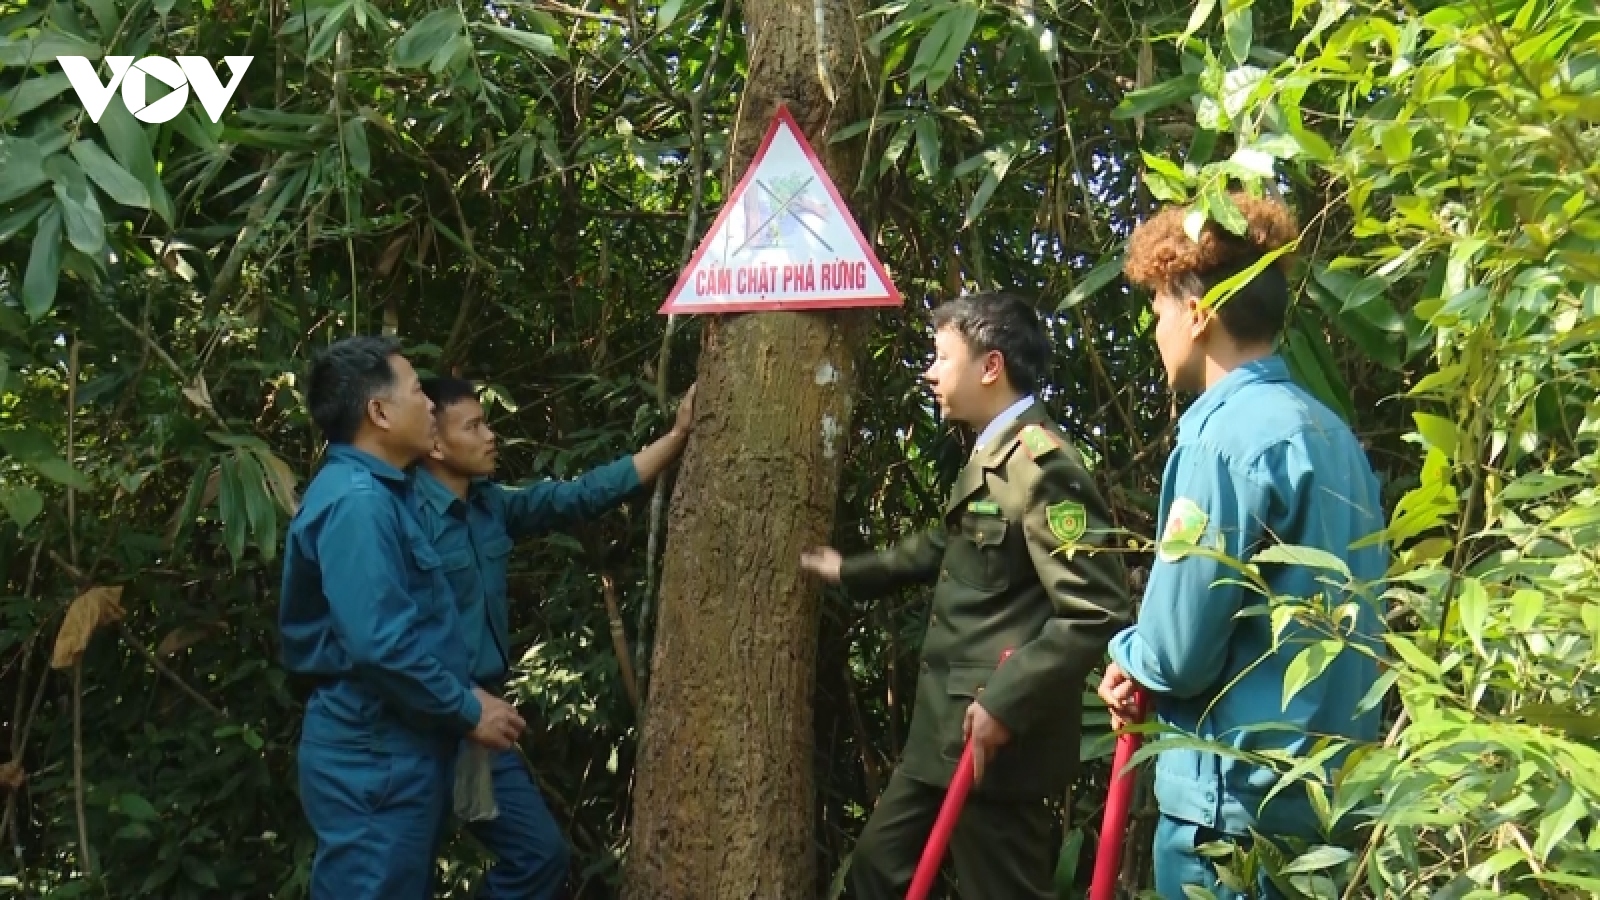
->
[0, 0, 1592, 896]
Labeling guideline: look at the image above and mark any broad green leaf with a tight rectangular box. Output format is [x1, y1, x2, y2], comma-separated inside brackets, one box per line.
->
[0, 31, 102, 66]
[1202, 240, 1297, 309]
[97, 100, 173, 224]
[909, 10, 956, 88]
[118, 793, 160, 823]
[1252, 544, 1352, 580]
[1280, 846, 1352, 876]
[481, 23, 564, 61]
[1384, 632, 1442, 680]
[29, 458, 92, 490]
[1499, 473, 1582, 501]
[0, 136, 49, 205]
[342, 117, 370, 177]
[1113, 74, 1202, 120]
[1353, 667, 1399, 716]
[83, 0, 119, 34]
[1282, 640, 1342, 709]
[1, 428, 61, 464]
[0, 484, 44, 528]
[1223, 3, 1253, 64]
[429, 34, 469, 74]
[1379, 123, 1412, 163]
[1412, 412, 1459, 461]
[0, 73, 73, 123]
[879, 121, 913, 176]
[1548, 505, 1600, 529]
[657, 0, 686, 28]
[51, 166, 106, 256]
[925, 4, 978, 93]
[914, 116, 940, 178]
[1182, 0, 1217, 43]
[1059, 252, 1124, 310]
[0, 197, 51, 244]
[218, 455, 247, 565]
[70, 139, 151, 209]
[1228, 146, 1276, 177]
[1456, 577, 1487, 654]
[308, 1, 353, 63]
[1203, 184, 1248, 235]
[963, 170, 999, 227]
[22, 205, 63, 319]
[393, 8, 463, 69]
[233, 449, 277, 562]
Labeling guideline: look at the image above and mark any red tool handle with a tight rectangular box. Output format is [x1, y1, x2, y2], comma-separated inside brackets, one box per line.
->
[905, 649, 1012, 900]
[1089, 691, 1149, 900]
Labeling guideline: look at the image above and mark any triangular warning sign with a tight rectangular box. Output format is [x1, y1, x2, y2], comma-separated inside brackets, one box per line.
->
[660, 106, 902, 315]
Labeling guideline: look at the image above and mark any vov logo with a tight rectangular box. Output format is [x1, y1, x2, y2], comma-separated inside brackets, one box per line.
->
[58, 56, 252, 124]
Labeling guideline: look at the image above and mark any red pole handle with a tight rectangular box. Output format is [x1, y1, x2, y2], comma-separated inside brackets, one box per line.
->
[905, 649, 1013, 900]
[1088, 691, 1149, 900]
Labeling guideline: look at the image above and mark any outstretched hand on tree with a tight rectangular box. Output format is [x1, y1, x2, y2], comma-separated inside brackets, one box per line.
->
[799, 547, 843, 584]
[634, 382, 699, 482]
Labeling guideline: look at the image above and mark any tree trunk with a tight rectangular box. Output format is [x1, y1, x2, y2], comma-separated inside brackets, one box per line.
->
[621, 0, 872, 895]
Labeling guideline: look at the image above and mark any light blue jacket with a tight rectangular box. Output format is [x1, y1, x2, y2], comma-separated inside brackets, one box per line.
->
[1108, 356, 1388, 837]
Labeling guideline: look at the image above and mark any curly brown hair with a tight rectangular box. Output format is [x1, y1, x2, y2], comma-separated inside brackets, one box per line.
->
[1122, 192, 1300, 292]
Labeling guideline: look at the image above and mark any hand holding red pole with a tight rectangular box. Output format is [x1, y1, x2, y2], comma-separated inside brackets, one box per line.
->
[1089, 690, 1149, 900]
[904, 649, 1012, 900]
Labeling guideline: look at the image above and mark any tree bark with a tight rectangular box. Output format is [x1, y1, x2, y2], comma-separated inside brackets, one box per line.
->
[621, 0, 872, 894]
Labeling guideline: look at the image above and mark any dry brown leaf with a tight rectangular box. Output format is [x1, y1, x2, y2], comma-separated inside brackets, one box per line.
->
[182, 376, 214, 413]
[257, 450, 301, 514]
[157, 623, 222, 657]
[377, 233, 411, 278]
[199, 466, 222, 509]
[0, 761, 23, 791]
[51, 586, 126, 670]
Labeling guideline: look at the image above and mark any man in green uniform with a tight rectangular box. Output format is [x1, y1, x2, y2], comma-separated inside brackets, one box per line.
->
[801, 292, 1131, 900]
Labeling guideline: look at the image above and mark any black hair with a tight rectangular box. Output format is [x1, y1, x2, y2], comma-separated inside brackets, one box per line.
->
[420, 376, 478, 414]
[1180, 260, 1290, 345]
[930, 292, 1052, 394]
[306, 335, 402, 444]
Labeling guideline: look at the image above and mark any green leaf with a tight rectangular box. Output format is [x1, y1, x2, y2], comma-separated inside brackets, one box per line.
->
[393, 8, 462, 69]
[0, 136, 49, 205]
[481, 23, 564, 60]
[97, 100, 173, 224]
[1113, 74, 1202, 120]
[909, 10, 956, 88]
[925, 4, 978, 94]
[1251, 543, 1352, 580]
[0, 197, 51, 244]
[233, 449, 277, 563]
[657, 0, 686, 28]
[1353, 667, 1398, 716]
[181, 856, 220, 890]
[1053, 827, 1084, 895]
[1201, 239, 1297, 309]
[29, 458, 92, 490]
[308, 1, 353, 63]
[1203, 184, 1248, 235]
[914, 116, 940, 178]
[963, 170, 999, 227]
[0, 428, 55, 463]
[0, 31, 102, 66]
[1384, 632, 1442, 680]
[84, 0, 119, 35]
[1452, 578, 1487, 655]
[118, 793, 160, 823]
[1548, 505, 1600, 530]
[342, 117, 370, 177]
[0, 484, 44, 528]
[1182, 0, 1218, 43]
[1379, 123, 1412, 163]
[69, 139, 151, 209]
[52, 170, 106, 256]
[1282, 640, 1342, 709]
[1223, 3, 1253, 64]
[429, 34, 468, 74]
[218, 455, 247, 565]
[0, 73, 73, 123]
[1059, 252, 1124, 310]
[1411, 412, 1459, 461]
[1280, 845, 1352, 876]
[879, 121, 913, 176]
[22, 205, 63, 319]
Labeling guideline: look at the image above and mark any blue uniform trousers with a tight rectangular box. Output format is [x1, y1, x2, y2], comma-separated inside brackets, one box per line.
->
[467, 748, 569, 899]
[298, 736, 452, 900]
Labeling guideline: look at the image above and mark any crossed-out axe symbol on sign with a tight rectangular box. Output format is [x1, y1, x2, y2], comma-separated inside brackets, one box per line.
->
[730, 176, 834, 256]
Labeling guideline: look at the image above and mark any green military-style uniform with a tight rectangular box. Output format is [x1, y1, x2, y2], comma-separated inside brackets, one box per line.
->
[843, 400, 1131, 900]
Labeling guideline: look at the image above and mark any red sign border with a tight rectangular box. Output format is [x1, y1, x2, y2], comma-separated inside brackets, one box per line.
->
[659, 105, 903, 315]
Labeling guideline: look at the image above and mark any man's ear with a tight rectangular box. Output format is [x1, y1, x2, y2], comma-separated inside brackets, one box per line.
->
[366, 396, 390, 433]
[1186, 295, 1216, 341]
[980, 349, 1006, 386]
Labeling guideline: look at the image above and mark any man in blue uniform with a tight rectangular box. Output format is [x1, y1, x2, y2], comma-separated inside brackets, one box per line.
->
[412, 376, 697, 899]
[280, 336, 528, 899]
[1097, 195, 1388, 898]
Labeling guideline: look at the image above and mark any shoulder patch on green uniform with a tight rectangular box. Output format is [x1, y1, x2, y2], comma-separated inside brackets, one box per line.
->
[967, 500, 1002, 516]
[1019, 424, 1062, 461]
[1158, 497, 1209, 562]
[1045, 500, 1087, 544]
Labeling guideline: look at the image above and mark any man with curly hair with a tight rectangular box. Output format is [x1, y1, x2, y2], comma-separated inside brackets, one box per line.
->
[1097, 194, 1388, 898]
